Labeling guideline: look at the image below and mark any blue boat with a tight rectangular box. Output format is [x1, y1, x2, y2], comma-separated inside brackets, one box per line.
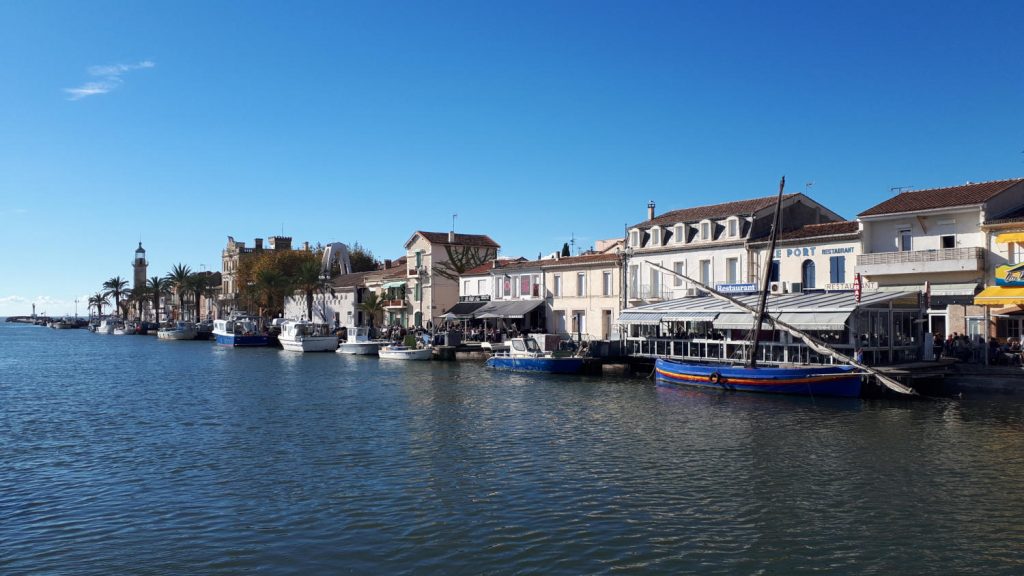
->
[212, 317, 269, 347]
[655, 359, 862, 398]
[485, 338, 584, 374]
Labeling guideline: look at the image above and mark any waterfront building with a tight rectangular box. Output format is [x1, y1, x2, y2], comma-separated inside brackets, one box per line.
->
[541, 253, 622, 340]
[219, 235, 295, 315]
[976, 207, 1024, 339]
[747, 221, 861, 294]
[623, 196, 843, 306]
[398, 231, 500, 329]
[855, 178, 1024, 339]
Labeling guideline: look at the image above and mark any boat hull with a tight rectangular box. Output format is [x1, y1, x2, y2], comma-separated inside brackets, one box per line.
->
[158, 329, 196, 340]
[485, 356, 584, 374]
[279, 336, 338, 352]
[337, 342, 382, 355]
[655, 359, 862, 398]
[378, 347, 432, 360]
[214, 333, 270, 347]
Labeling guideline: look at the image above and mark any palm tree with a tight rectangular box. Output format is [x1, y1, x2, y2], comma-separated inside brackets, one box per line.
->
[88, 292, 109, 318]
[103, 276, 129, 317]
[126, 286, 147, 321]
[188, 272, 215, 323]
[357, 290, 384, 329]
[164, 263, 193, 321]
[147, 276, 170, 323]
[292, 260, 325, 321]
[255, 268, 291, 319]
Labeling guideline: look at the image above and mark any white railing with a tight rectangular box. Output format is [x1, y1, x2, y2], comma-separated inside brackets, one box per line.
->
[857, 247, 983, 266]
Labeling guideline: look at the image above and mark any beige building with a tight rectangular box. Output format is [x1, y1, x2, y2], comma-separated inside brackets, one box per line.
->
[543, 253, 622, 340]
[398, 231, 499, 328]
[219, 235, 293, 315]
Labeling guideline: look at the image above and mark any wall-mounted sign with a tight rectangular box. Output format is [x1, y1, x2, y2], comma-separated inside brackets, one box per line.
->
[996, 263, 1024, 286]
[716, 283, 758, 294]
[775, 246, 855, 258]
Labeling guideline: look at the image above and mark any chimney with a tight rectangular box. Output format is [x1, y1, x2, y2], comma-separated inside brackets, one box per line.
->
[383, 259, 392, 269]
[448, 230, 455, 242]
[303, 241, 309, 251]
[647, 201, 656, 221]
[254, 238, 263, 249]
[492, 259, 499, 269]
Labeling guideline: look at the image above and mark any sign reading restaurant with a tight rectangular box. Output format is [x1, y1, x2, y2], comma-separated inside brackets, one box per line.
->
[775, 246, 855, 258]
[715, 283, 758, 294]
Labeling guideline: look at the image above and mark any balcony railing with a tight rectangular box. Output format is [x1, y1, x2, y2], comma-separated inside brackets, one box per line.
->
[856, 247, 984, 275]
[382, 299, 407, 309]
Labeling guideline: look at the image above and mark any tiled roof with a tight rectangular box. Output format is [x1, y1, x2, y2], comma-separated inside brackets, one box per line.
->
[750, 221, 859, 243]
[415, 231, 500, 247]
[632, 194, 797, 229]
[461, 258, 522, 276]
[540, 253, 620, 267]
[858, 178, 1024, 217]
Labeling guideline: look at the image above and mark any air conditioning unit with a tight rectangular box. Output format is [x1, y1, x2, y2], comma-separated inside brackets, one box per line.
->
[684, 287, 700, 297]
[769, 281, 785, 294]
[787, 282, 803, 293]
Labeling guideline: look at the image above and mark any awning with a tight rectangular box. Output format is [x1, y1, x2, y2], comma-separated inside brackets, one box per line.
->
[996, 232, 1024, 244]
[441, 301, 486, 318]
[776, 311, 850, 331]
[663, 312, 719, 322]
[974, 286, 1024, 306]
[615, 311, 666, 325]
[873, 283, 978, 296]
[473, 299, 544, 319]
[381, 281, 406, 289]
[713, 312, 770, 330]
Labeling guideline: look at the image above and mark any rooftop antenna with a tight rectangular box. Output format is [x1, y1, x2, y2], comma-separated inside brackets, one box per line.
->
[891, 186, 913, 194]
[452, 213, 458, 232]
[805, 181, 814, 192]
[570, 232, 576, 255]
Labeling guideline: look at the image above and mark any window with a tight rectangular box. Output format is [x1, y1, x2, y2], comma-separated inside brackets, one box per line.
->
[532, 275, 541, 297]
[629, 230, 640, 247]
[938, 220, 955, 250]
[997, 317, 1022, 339]
[520, 275, 531, 297]
[553, 310, 566, 332]
[650, 269, 660, 298]
[770, 260, 780, 282]
[675, 225, 685, 243]
[1011, 243, 1024, 265]
[728, 219, 738, 237]
[602, 271, 613, 296]
[651, 227, 661, 246]
[829, 256, 846, 283]
[554, 274, 562, 297]
[941, 235, 955, 249]
[414, 282, 421, 301]
[415, 251, 422, 267]
[576, 272, 586, 296]
[571, 310, 586, 335]
[629, 265, 639, 297]
[477, 279, 486, 294]
[700, 260, 711, 285]
[726, 257, 738, 284]
[802, 259, 816, 289]
[673, 261, 685, 287]
[898, 228, 912, 251]
[463, 280, 469, 294]
[701, 222, 711, 240]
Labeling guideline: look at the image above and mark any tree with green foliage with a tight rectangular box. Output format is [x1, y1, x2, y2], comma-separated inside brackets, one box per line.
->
[164, 263, 193, 320]
[561, 243, 570, 257]
[358, 290, 383, 328]
[292, 260, 326, 321]
[348, 242, 379, 273]
[103, 276, 129, 317]
[147, 276, 170, 323]
[89, 292, 109, 318]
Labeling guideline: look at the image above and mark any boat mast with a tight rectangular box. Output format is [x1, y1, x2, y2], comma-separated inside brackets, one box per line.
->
[747, 176, 786, 368]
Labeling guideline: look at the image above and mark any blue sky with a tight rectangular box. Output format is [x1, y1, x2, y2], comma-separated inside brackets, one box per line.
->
[2, 0, 1022, 316]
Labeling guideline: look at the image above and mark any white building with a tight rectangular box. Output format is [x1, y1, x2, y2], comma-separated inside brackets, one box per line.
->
[856, 178, 1024, 339]
[624, 195, 843, 306]
[747, 221, 861, 295]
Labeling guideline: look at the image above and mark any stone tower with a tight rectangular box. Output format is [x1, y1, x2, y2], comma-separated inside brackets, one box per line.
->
[133, 242, 148, 291]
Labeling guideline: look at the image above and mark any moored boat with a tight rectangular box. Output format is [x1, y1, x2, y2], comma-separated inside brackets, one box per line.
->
[655, 360, 862, 397]
[95, 318, 118, 334]
[378, 345, 432, 360]
[213, 316, 269, 347]
[336, 326, 382, 355]
[485, 337, 584, 374]
[278, 320, 338, 352]
[157, 321, 198, 341]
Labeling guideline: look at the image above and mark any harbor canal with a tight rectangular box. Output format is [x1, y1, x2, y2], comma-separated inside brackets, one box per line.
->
[2, 322, 1022, 574]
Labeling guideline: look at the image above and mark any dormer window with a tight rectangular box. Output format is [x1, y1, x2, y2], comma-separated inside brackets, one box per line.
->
[650, 226, 661, 247]
[700, 221, 712, 241]
[675, 224, 685, 243]
[727, 218, 738, 238]
[629, 229, 640, 247]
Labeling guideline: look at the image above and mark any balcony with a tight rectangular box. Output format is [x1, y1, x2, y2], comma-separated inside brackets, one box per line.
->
[408, 266, 424, 277]
[856, 247, 984, 276]
[382, 299, 407, 309]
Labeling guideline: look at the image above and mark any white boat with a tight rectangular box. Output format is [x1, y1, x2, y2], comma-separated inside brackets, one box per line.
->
[95, 318, 118, 334]
[378, 345, 433, 360]
[157, 321, 197, 340]
[278, 320, 338, 352]
[212, 316, 269, 347]
[337, 326, 383, 355]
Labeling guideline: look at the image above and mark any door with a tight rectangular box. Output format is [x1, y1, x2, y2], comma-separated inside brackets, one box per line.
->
[602, 310, 612, 339]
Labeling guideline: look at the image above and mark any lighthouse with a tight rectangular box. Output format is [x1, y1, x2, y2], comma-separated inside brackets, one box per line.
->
[133, 242, 148, 291]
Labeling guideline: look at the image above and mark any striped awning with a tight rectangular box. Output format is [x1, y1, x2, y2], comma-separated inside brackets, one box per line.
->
[615, 311, 665, 325]
[663, 312, 719, 322]
[776, 311, 850, 331]
[713, 312, 768, 330]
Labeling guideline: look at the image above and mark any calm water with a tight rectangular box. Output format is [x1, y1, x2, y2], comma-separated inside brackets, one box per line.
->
[2, 322, 1023, 575]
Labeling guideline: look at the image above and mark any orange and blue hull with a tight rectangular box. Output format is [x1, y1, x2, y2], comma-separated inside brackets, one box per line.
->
[655, 359, 862, 398]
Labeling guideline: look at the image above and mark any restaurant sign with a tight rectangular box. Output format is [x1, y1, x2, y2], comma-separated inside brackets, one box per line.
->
[716, 283, 758, 294]
[995, 262, 1024, 286]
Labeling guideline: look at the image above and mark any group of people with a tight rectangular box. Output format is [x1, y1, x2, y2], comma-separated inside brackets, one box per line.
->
[932, 332, 1022, 364]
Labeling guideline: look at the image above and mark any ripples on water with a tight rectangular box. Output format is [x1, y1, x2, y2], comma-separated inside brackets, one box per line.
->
[2, 323, 1023, 574]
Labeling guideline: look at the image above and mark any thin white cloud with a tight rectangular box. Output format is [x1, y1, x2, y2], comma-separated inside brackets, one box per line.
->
[65, 60, 155, 100]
